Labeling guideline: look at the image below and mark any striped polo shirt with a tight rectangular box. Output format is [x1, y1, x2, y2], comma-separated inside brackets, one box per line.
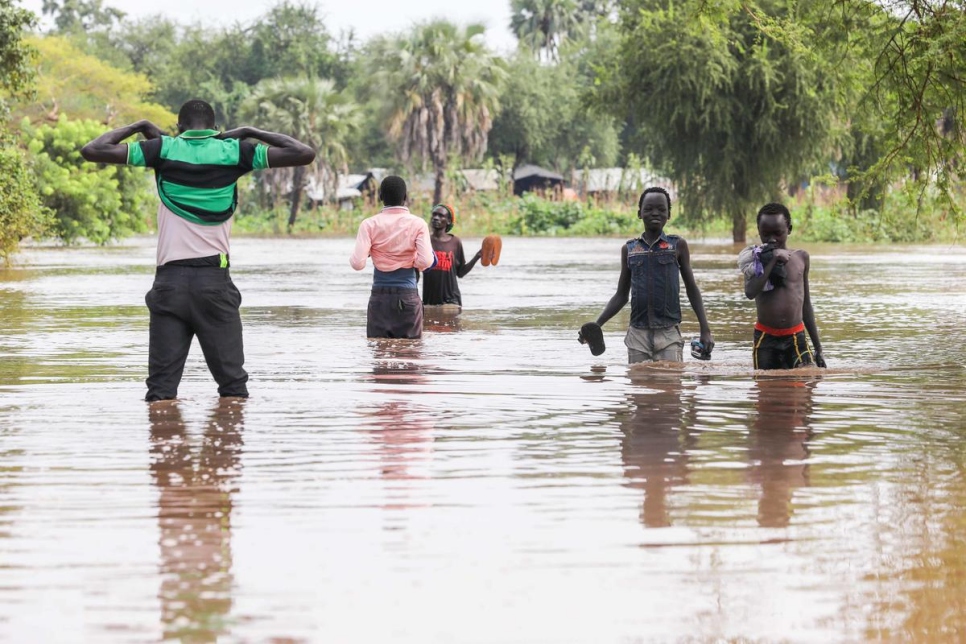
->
[127, 130, 270, 225]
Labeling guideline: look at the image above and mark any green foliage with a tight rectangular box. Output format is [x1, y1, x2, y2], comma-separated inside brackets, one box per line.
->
[568, 206, 632, 236]
[17, 35, 177, 129]
[0, 0, 48, 262]
[794, 184, 963, 243]
[23, 117, 152, 244]
[240, 76, 358, 178]
[367, 21, 507, 203]
[0, 0, 38, 111]
[504, 193, 635, 235]
[595, 0, 844, 241]
[41, 0, 124, 33]
[104, 3, 345, 126]
[833, 0, 966, 199]
[239, 76, 359, 226]
[488, 54, 558, 167]
[490, 49, 619, 172]
[0, 139, 49, 262]
[234, 192, 645, 239]
[20, 0, 966, 247]
[509, 194, 584, 234]
[245, 3, 341, 84]
[510, 0, 608, 61]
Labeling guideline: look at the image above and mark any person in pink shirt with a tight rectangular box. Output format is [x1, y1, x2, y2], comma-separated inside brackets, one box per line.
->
[350, 176, 436, 338]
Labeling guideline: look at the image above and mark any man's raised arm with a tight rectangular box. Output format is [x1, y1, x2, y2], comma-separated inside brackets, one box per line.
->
[81, 120, 163, 164]
[219, 127, 315, 167]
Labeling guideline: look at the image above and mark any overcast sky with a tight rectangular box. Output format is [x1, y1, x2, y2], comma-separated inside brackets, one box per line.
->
[18, 0, 518, 52]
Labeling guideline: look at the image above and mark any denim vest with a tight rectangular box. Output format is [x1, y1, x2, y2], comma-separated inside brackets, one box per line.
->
[627, 234, 682, 329]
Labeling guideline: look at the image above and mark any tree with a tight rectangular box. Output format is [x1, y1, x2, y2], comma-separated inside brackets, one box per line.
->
[489, 53, 560, 169]
[0, 138, 50, 262]
[510, 0, 608, 61]
[831, 0, 966, 211]
[239, 76, 359, 228]
[595, 0, 843, 241]
[490, 49, 619, 172]
[16, 35, 176, 128]
[245, 2, 342, 84]
[0, 0, 37, 114]
[40, 0, 124, 33]
[368, 21, 506, 204]
[105, 3, 346, 127]
[23, 117, 152, 244]
[0, 0, 47, 262]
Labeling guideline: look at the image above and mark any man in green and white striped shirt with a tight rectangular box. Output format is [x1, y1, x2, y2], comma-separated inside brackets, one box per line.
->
[82, 99, 315, 402]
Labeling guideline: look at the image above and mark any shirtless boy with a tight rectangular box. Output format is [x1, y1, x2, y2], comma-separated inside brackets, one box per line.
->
[740, 203, 826, 370]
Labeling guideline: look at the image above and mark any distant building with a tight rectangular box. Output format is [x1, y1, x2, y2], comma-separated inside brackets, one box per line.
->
[306, 170, 382, 209]
[459, 169, 501, 192]
[411, 168, 504, 195]
[512, 165, 565, 196]
[574, 168, 674, 199]
[402, 166, 675, 200]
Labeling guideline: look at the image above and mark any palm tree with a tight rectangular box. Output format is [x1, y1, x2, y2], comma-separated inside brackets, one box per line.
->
[368, 21, 506, 204]
[239, 76, 358, 229]
[510, 0, 604, 61]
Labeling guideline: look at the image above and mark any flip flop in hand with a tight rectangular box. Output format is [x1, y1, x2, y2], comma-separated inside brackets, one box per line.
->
[481, 235, 502, 267]
[578, 322, 605, 356]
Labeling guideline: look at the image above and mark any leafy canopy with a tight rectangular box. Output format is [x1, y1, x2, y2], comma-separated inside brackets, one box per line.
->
[368, 20, 507, 203]
[595, 0, 842, 240]
[17, 35, 176, 129]
[491, 29, 620, 172]
[239, 76, 359, 226]
[23, 117, 152, 244]
[0, 0, 47, 262]
[833, 0, 966, 210]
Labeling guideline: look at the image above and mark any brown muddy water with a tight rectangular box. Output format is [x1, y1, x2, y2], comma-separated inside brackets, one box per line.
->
[2, 236, 966, 642]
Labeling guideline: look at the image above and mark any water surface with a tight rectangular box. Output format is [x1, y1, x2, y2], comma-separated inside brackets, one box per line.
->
[2, 236, 966, 642]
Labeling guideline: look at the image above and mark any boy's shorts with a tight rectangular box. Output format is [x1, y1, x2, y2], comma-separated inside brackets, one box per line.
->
[753, 322, 813, 370]
[625, 325, 683, 363]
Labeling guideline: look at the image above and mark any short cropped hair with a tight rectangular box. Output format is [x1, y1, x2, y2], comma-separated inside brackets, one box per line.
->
[638, 187, 672, 218]
[178, 99, 216, 130]
[379, 176, 407, 207]
[756, 202, 792, 229]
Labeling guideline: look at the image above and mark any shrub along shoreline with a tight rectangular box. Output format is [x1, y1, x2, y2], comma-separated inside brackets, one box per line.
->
[230, 188, 965, 244]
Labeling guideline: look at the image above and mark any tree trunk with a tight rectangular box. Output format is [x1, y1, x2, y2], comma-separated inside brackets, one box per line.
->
[732, 209, 747, 243]
[287, 165, 306, 231]
[433, 166, 445, 205]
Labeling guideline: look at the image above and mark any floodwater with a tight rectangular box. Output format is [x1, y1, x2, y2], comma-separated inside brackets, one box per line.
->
[2, 236, 966, 643]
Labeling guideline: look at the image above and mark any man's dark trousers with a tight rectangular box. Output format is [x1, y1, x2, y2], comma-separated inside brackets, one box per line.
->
[145, 265, 249, 401]
[366, 287, 423, 339]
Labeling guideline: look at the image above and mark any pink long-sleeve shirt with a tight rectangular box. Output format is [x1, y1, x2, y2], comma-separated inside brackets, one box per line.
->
[349, 206, 435, 272]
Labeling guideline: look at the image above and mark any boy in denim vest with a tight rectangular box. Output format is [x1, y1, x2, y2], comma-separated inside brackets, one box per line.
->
[580, 187, 714, 363]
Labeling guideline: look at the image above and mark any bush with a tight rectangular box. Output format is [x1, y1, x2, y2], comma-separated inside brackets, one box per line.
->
[508, 194, 585, 234]
[0, 138, 50, 262]
[23, 117, 153, 244]
[569, 206, 636, 236]
[794, 184, 959, 244]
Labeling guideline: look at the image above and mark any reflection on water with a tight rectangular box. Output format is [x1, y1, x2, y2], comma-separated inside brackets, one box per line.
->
[620, 368, 700, 528]
[4, 237, 966, 640]
[422, 306, 463, 334]
[149, 398, 245, 641]
[369, 339, 426, 387]
[749, 377, 815, 528]
[366, 340, 434, 503]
